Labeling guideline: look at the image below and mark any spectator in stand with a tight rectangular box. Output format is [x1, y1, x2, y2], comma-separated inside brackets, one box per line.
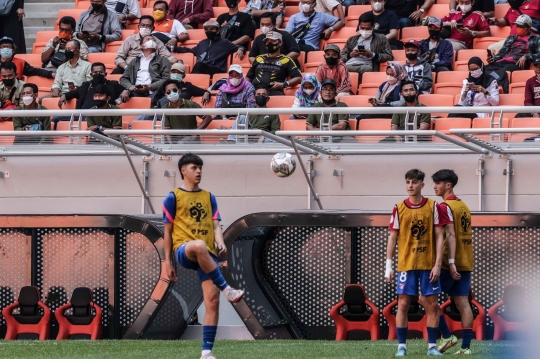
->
[172, 20, 246, 76]
[403, 40, 432, 94]
[244, 0, 286, 28]
[153, 63, 211, 108]
[14, 83, 51, 132]
[75, 0, 122, 53]
[151, 1, 189, 47]
[105, 0, 141, 28]
[247, 31, 302, 95]
[313, 0, 345, 23]
[440, 0, 490, 51]
[306, 79, 350, 133]
[249, 12, 300, 63]
[216, 64, 255, 114]
[487, 15, 540, 72]
[120, 35, 171, 98]
[292, 73, 321, 119]
[168, 0, 213, 29]
[0, 37, 55, 80]
[387, 80, 430, 141]
[341, 12, 393, 81]
[86, 84, 122, 132]
[0, 62, 24, 114]
[385, 0, 435, 29]
[42, 17, 89, 70]
[520, 53, 540, 117]
[315, 44, 352, 100]
[419, 17, 454, 72]
[368, 0, 401, 49]
[489, 0, 540, 53]
[0, 0, 25, 53]
[450, 0, 494, 18]
[114, 16, 177, 74]
[449, 56, 499, 119]
[217, 0, 255, 48]
[50, 40, 92, 98]
[285, 0, 344, 52]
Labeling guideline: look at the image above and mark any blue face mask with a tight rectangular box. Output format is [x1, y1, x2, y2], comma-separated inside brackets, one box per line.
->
[167, 90, 180, 102]
[0, 48, 13, 58]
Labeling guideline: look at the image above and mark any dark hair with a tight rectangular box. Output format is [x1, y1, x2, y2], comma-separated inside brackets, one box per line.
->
[154, 0, 169, 10]
[260, 12, 276, 25]
[22, 83, 38, 95]
[405, 169, 425, 181]
[94, 83, 111, 97]
[432, 169, 458, 187]
[91, 62, 106, 72]
[68, 39, 81, 50]
[59, 16, 76, 30]
[162, 78, 180, 92]
[254, 84, 269, 93]
[359, 12, 375, 26]
[178, 153, 203, 179]
[400, 80, 418, 93]
[0, 61, 17, 73]
[140, 15, 155, 26]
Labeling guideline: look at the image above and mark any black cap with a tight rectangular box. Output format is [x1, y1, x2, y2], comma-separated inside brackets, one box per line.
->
[533, 53, 540, 65]
[321, 78, 337, 89]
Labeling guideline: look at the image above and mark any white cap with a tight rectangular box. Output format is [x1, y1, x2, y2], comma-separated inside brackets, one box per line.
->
[228, 64, 243, 74]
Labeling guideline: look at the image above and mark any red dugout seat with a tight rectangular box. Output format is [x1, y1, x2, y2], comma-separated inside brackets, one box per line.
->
[2, 286, 51, 340]
[383, 296, 428, 340]
[488, 284, 529, 340]
[439, 289, 486, 340]
[55, 287, 102, 340]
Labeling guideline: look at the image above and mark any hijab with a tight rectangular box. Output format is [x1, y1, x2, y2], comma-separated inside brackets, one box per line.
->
[219, 74, 250, 94]
[379, 62, 407, 103]
[467, 56, 495, 89]
[294, 74, 321, 107]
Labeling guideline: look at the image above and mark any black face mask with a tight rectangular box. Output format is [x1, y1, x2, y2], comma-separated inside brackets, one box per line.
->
[225, 0, 237, 8]
[325, 56, 338, 66]
[205, 31, 218, 40]
[2, 78, 14, 87]
[428, 30, 440, 40]
[91, 3, 104, 12]
[95, 100, 107, 108]
[255, 95, 269, 107]
[406, 52, 418, 61]
[266, 43, 279, 53]
[93, 73, 105, 84]
[64, 50, 75, 60]
[403, 94, 416, 103]
[322, 98, 335, 105]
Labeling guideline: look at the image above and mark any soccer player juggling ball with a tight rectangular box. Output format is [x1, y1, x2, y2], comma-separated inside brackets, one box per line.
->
[432, 169, 474, 355]
[385, 169, 446, 357]
[163, 153, 244, 359]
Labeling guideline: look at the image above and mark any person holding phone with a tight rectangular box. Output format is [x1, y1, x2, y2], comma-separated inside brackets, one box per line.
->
[440, 0, 490, 51]
[74, 0, 122, 53]
[49, 40, 92, 99]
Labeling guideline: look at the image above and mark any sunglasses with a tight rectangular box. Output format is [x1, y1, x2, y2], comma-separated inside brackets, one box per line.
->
[166, 88, 179, 95]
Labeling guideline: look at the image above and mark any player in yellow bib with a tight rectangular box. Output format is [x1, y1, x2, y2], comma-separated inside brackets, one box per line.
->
[432, 169, 474, 355]
[163, 153, 244, 359]
[386, 169, 445, 357]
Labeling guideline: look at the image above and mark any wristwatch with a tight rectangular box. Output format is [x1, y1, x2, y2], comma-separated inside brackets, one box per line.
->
[284, 80, 290, 88]
[419, 8, 425, 13]
[471, 30, 477, 37]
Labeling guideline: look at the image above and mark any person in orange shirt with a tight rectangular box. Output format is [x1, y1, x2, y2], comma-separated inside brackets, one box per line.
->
[151, 1, 189, 48]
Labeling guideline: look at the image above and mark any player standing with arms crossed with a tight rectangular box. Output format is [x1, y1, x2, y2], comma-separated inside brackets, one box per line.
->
[163, 153, 244, 359]
[432, 169, 474, 355]
[385, 169, 445, 357]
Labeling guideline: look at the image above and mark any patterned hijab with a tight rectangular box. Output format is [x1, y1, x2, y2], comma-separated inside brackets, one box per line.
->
[379, 62, 407, 103]
[294, 74, 321, 108]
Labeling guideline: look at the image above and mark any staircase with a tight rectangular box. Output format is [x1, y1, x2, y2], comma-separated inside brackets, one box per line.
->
[23, 0, 75, 54]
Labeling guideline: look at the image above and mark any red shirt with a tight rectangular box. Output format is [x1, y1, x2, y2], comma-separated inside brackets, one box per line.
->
[504, 0, 540, 35]
[524, 76, 540, 106]
[442, 11, 490, 48]
[438, 195, 457, 227]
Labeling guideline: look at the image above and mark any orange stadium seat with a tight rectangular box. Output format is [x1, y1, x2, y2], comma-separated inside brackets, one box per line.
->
[361, 72, 387, 85]
[171, 52, 195, 72]
[285, 85, 301, 96]
[230, 55, 252, 72]
[303, 63, 319, 73]
[432, 117, 471, 142]
[328, 27, 358, 40]
[340, 95, 371, 108]
[379, 61, 405, 72]
[508, 117, 540, 141]
[211, 73, 228, 84]
[494, 3, 510, 19]
[181, 29, 209, 48]
[35, 31, 58, 44]
[267, 96, 295, 108]
[349, 72, 359, 95]
[283, 119, 306, 131]
[498, 93, 523, 120]
[186, 73, 211, 89]
[107, 74, 122, 82]
[400, 26, 428, 42]
[473, 37, 504, 49]
[422, 4, 449, 19]
[356, 118, 392, 143]
[304, 51, 324, 68]
[55, 9, 86, 29]
[453, 62, 469, 71]
[119, 97, 152, 128]
[88, 53, 117, 72]
[511, 70, 534, 83]
[418, 94, 454, 118]
[41, 97, 76, 111]
[25, 76, 54, 93]
[344, 5, 371, 27]
[489, 25, 511, 38]
[32, 43, 47, 55]
[472, 117, 510, 142]
[437, 0, 450, 3]
[436, 71, 469, 84]
[454, 49, 487, 70]
[200, 120, 235, 144]
[0, 121, 15, 145]
[434, 83, 464, 96]
[391, 50, 406, 61]
[105, 41, 123, 54]
[192, 95, 217, 108]
[128, 120, 162, 144]
[509, 83, 525, 94]
[16, 54, 43, 68]
[121, 30, 135, 40]
[75, 0, 91, 9]
[358, 83, 379, 96]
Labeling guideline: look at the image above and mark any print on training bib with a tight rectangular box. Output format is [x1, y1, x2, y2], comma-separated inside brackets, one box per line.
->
[188, 198, 209, 223]
[460, 207, 471, 234]
[411, 214, 427, 240]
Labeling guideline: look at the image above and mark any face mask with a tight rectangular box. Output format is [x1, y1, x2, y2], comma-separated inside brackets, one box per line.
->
[322, 98, 335, 105]
[460, 4, 472, 12]
[205, 31, 218, 40]
[255, 95, 269, 106]
[229, 78, 242, 86]
[95, 100, 107, 108]
[167, 91, 180, 102]
[372, 2, 383, 11]
[386, 75, 398, 84]
[171, 73, 183, 81]
[301, 3, 312, 12]
[304, 89, 315, 95]
[144, 40, 157, 49]
[516, 27, 529, 36]
[22, 96, 34, 106]
[325, 56, 338, 66]
[428, 29, 440, 40]
[153, 10, 166, 21]
[59, 31, 72, 40]
[470, 68, 482, 78]
[403, 94, 416, 102]
[406, 52, 418, 61]
[139, 28, 152, 37]
[359, 30, 373, 39]
[261, 26, 272, 35]
[226, 0, 237, 8]
[0, 48, 13, 58]
[266, 43, 280, 53]
[2, 78, 14, 87]
[93, 73, 105, 84]
[91, 3, 103, 12]
[64, 50, 75, 60]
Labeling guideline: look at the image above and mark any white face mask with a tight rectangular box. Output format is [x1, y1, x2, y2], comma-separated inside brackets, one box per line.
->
[372, 2, 383, 11]
[360, 30, 373, 39]
[229, 78, 242, 86]
[22, 96, 34, 106]
[460, 4, 472, 12]
[470, 68, 482, 78]
[386, 75, 398, 84]
[139, 28, 152, 37]
[144, 40, 157, 49]
[304, 89, 315, 95]
[301, 3, 312, 12]
[261, 26, 272, 34]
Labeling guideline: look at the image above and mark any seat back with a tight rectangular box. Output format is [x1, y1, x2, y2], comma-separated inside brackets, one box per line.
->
[501, 284, 526, 322]
[18, 286, 40, 317]
[343, 285, 367, 314]
[407, 296, 425, 322]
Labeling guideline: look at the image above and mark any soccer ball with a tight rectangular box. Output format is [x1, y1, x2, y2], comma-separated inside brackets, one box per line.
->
[271, 152, 296, 177]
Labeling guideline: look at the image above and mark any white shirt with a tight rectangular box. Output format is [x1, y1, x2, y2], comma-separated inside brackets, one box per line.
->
[135, 52, 155, 91]
[154, 19, 188, 39]
[458, 78, 500, 118]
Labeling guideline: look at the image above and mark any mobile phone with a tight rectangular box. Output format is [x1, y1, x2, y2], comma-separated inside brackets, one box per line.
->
[136, 84, 143, 89]
[487, 49, 493, 58]
[358, 45, 365, 50]
[81, 30, 90, 35]
[115, 98, 122, 105]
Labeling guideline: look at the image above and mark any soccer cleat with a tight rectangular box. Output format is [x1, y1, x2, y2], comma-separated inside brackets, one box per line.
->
[427, 347, 443, 356]
[395, 347, 407, 356]
[454, 348, 472, 355]
[200, 353, 218, 359]
[437, 334, 459, 353]
[223, 287, 244, 303]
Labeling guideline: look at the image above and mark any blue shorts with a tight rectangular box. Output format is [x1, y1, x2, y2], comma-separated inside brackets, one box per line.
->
[396, 270, 442, 296]
[440, 270, 471, 296]
[175, 244, 218, 283]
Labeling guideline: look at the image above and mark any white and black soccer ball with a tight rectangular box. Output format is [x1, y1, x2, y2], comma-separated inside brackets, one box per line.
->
[271, 152, 296, 177]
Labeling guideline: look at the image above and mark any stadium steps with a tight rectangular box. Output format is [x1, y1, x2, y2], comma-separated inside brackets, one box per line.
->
[23, 0, 74, 54]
